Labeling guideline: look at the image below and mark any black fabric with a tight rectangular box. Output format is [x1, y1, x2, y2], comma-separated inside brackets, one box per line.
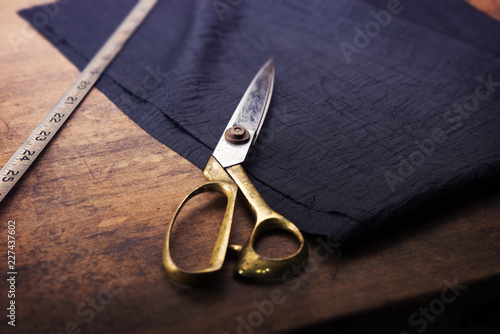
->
[19, 0, 500, 245]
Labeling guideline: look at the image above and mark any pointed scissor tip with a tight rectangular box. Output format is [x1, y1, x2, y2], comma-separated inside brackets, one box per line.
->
[265, 58, 275, 70]
[260, 58, 275, 81]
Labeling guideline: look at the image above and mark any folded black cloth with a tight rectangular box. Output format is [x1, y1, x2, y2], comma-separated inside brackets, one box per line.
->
[19, 0, 500, 245]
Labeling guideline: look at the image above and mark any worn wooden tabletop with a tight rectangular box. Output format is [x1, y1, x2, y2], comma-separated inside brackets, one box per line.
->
[1, 1, 499, 333]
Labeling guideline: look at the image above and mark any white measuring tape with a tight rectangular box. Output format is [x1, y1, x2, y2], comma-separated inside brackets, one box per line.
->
[0, 0, 158, 203]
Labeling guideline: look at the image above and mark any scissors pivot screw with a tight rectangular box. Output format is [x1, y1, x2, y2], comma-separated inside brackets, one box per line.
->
[225, 126, 250, 144]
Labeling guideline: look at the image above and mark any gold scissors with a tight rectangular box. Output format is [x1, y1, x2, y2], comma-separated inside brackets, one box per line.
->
[162, 59, 308, 285]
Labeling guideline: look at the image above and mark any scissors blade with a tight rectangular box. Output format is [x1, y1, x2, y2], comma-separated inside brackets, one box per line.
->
[213, 58, 275, 168]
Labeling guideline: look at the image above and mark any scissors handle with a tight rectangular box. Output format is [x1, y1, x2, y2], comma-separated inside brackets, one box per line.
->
[162, 157, 308, 285]
[226, 163, 308, 279]
[162, 163, 238, 285]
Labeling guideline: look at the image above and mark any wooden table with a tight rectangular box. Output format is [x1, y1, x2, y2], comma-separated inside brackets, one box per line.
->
[1, 1, 499, 333]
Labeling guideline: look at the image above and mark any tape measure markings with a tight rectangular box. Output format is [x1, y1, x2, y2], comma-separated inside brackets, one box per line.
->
[0, 0, 158, 203]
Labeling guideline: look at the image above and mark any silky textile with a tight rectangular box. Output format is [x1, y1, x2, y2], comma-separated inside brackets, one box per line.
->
[19, 0, 500, 245]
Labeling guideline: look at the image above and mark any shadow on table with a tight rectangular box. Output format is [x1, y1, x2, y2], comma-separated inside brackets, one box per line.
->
[286, 275, 500, 334]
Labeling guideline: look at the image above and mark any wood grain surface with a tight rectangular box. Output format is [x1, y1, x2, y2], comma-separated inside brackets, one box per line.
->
[1, 1, 500, 333]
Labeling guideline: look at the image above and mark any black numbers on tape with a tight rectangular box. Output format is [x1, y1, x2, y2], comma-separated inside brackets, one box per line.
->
[77, 81, 90, 90]
[50, 113, 66, 123]
[20, 150, 36, 162]
[23, 150, 35, 156]
[35, 130, 51, 141]
[2, 170, 19, 182]
[65, 96, 78, 104]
